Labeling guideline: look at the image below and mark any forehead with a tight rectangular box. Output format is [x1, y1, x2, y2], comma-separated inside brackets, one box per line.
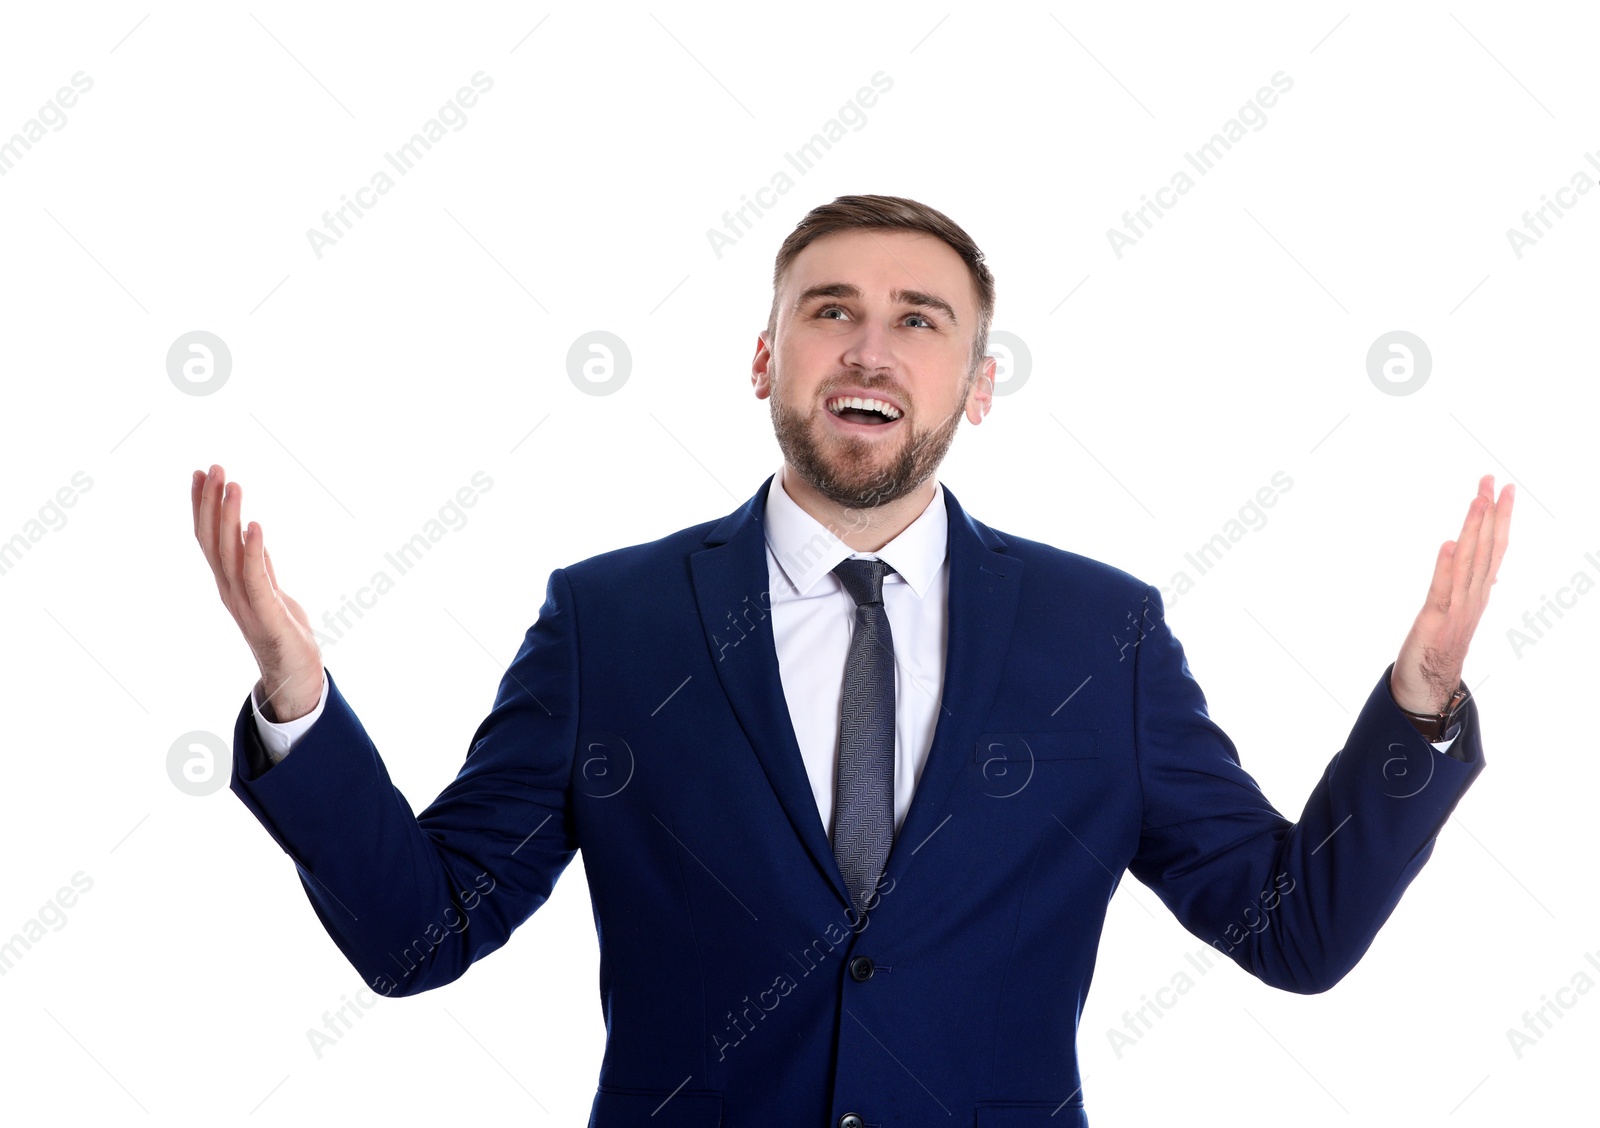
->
[783, 228, 974, 315]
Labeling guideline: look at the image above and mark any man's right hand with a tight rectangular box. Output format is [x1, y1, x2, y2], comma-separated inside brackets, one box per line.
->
[192, 463, 325, 723]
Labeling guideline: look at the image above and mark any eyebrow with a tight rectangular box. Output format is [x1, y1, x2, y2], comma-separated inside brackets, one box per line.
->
[792, 282, 958, 326]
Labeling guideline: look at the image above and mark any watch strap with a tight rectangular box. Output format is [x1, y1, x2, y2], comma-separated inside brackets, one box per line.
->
[1399, 684, 1470, 741]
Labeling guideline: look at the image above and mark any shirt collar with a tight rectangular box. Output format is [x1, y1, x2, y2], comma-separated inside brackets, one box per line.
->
[764, 464, 947, 599]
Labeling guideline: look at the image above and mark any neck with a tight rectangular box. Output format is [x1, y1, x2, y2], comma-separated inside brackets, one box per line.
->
[779, 463, 936, 553]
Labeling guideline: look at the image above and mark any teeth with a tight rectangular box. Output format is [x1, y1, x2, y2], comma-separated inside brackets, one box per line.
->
[826, 395, 902, 420]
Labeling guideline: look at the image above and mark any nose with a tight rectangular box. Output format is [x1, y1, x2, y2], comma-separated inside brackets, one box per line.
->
[839, 315, 895, 373]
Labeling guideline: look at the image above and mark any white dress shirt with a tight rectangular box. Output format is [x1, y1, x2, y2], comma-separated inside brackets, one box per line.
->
[761, 464, 949, 839]
[250, 466, 1457, 833]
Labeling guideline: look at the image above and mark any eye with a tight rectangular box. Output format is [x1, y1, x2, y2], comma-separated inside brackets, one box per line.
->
[814, 305, 935, 328]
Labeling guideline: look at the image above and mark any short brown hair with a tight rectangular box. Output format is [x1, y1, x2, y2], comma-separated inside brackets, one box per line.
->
[766, 194, 996, 378]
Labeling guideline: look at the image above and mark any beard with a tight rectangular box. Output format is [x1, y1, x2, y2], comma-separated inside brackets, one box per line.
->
[768, 363, 971, 510]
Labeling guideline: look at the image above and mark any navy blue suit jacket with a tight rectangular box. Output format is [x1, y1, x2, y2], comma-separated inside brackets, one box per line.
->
[231, 474, 1483, 1127]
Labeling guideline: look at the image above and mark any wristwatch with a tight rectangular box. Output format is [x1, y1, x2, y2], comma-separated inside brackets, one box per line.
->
[1398, 684, 1470, 741]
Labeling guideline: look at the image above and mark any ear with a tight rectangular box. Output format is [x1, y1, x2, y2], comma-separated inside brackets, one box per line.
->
[965, 354, 996, 424]
[752, 331, 774, 400]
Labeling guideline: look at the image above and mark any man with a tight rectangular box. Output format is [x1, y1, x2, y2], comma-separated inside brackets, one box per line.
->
[194, 195, 1513, 1127]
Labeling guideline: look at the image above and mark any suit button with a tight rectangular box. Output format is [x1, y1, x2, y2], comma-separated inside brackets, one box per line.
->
[838, 1115, 864, 1128]
[848, 956, 874, 982]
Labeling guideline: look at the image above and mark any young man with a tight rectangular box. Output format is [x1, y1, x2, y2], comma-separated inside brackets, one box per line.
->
[195, 194, 1512, 1127]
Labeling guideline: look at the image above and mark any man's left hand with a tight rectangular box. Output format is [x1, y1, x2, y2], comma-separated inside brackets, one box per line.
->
[1391, 473, 1515, 714]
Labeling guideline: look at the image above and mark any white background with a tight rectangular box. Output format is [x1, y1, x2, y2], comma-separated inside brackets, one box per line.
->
[0, 2, 1592, 1125]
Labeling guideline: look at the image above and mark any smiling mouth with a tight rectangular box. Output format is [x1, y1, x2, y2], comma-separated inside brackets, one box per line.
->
[826, 395, 903, 427]
[834, 407, 897, 426]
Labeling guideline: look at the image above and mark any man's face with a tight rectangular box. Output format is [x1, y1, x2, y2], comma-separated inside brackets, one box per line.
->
[752, 228, 994, 509]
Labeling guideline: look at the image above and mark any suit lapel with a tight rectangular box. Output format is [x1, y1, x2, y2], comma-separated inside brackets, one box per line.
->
[689, 474, 1022, 911]
[691, 475, 847, 903]
[885, 484, 1021, 893]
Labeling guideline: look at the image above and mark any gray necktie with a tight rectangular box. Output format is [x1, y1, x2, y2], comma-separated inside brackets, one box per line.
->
[830, 557, 897, 917]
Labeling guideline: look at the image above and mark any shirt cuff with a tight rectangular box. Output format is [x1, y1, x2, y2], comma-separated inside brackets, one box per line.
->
[250, 671, 330, 765]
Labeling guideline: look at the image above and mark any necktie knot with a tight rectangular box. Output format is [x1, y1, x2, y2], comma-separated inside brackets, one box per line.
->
[833, 557, 895, 607]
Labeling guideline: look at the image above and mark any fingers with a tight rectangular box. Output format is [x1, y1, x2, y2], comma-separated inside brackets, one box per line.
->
[194, 465, 227, 598]
[194, 467, 213, 559]
[262, 542, 280, 594]
[237, 518, 276, 621]
[1447, 475, 1515, 619]
[1468, 476, 1497, 600]
[1422, 540, 1455, 614]
[217, 477, 244, 607]
[1488, 483, 1515, 586]
[1449, 491, 1486, 611]
[190, 470, 204, 539]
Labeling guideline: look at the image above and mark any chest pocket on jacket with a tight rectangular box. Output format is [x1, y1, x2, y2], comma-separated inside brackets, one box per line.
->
[974, 729, 1100, 800]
